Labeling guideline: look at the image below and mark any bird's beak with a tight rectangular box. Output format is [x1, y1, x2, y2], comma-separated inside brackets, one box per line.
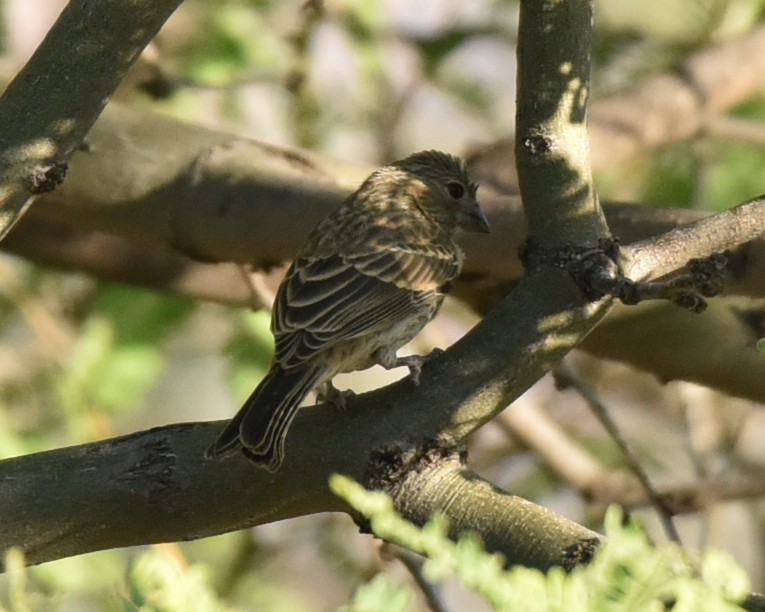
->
[459, 204, 490, 233]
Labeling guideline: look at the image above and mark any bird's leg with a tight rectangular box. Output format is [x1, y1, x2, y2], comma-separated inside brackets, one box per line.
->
[376, 348, 445, 386]
[316, 380, 355, 410]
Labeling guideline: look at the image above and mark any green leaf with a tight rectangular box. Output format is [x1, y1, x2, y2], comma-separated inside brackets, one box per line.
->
[56, 287, 192, 425]
[91, 285, 191, 346]
[339, 574, 413, 612]
[126, 548, 234, 612]
[226, 309, 273, 399]
[331, 477, 751, 611]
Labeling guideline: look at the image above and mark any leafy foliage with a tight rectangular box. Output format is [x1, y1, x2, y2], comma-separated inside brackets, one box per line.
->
[54, 286, 192, 440]
[330, 475, 751, 611]
[126, 547, 234, 612]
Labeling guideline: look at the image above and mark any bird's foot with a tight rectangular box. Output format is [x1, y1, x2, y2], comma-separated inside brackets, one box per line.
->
[317, 381, 355, 411]
[390, 348, 445, 386]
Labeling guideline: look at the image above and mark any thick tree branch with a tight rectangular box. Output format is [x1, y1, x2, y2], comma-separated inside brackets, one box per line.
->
[0, 0, 182, 238]
[7, 99, 764, 304]
[3, 13, 761, 287]
[2, 215, 257, 305]
[25, 104, 356, 267]
[583, 298, 765, 403]
[516, 0, 607, 245]
[0, 267, 604, 568]
[3, 108, 765, 404]
[385, 457, 600, 570]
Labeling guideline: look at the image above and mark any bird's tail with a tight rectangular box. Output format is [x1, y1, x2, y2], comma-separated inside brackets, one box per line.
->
[205, 365, 324, 471]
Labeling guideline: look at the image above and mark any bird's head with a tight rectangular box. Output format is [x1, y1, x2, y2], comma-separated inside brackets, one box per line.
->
[392, 150, 490, 234]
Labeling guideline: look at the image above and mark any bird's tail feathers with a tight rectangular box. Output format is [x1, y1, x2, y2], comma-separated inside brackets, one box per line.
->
[205, 366, 324, 472]
[205, 401, 248, 460]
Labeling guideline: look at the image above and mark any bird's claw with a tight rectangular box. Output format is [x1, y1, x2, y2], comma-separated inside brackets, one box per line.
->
[403, 357, 423, 386]
[396, 349, 444, 386]
[317, 381, 355, 411]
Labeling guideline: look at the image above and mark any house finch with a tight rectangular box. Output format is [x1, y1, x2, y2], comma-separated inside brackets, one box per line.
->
[206, 150, 489, 471]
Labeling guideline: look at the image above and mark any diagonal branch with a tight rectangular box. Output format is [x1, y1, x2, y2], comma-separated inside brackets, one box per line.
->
[0, 265, 603, 569]
[0, 0, 182, 238]
[622, 194, 765, 280]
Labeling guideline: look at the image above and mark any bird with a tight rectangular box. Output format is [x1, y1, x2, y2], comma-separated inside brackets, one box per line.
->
[206, 150, 490, 471]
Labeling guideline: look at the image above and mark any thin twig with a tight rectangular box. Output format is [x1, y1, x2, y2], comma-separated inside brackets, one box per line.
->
[497, 397, 635, 501]
[237, 264, 277, 311]
[382, 543, 449, 612]
[553, 361, 683, 543]
[705, 115, 765, 146]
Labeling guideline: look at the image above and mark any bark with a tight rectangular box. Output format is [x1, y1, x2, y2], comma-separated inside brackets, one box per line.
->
[0, 0, 182, 237]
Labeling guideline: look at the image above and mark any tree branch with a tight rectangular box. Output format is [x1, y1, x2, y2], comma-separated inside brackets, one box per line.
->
[582, 297, 765, 404]
[515, 0, 608, 245]
[471, 24, 765, 191]
[0, 267, 603, 568]
[622, 194, 765, 280]
[4, 0, 765, 578]
[587, 24, 765, 169]
[2, 215, 258, 305]
[0, 0, 182, 238]
[3, 101, 764, 404]
[500, 398, 765, 514]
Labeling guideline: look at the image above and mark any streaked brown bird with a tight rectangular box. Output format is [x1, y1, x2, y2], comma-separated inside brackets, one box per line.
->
[206, 150, 489, 471]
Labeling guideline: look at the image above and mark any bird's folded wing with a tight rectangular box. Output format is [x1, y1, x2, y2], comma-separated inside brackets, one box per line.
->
[349, 245, 461, 290]
[273, 250, 456, 368]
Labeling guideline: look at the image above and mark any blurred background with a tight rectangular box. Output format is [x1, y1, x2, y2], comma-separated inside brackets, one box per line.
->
[1, 0, 765, 609]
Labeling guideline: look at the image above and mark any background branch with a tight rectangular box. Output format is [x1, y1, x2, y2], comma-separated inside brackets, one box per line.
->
[583, 298, 765, 403]
[0, 0, 182, 238]
[471, 24, 765, 191]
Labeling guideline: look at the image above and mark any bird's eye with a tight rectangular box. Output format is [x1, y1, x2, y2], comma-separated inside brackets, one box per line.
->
[447, 181, 465, 199]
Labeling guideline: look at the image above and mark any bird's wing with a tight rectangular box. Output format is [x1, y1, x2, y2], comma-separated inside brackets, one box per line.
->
[272, 249, 458, 368]
[350, 243, 462, 290]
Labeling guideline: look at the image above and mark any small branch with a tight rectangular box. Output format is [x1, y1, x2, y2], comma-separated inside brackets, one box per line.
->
[0, 0, 182, 238]
[553, 362, 682, 543]
[622, 194, 765, 281]
[582, 248, 727, 312]
[523, 235, 728, 315]
[382, 544, 448, 612]
[499, 395, 765, 513]
[2, 215, 258, 306]
[237, 264, 279, 310]
[497, 397, 641, 505]
[705, 116, 765, 146]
